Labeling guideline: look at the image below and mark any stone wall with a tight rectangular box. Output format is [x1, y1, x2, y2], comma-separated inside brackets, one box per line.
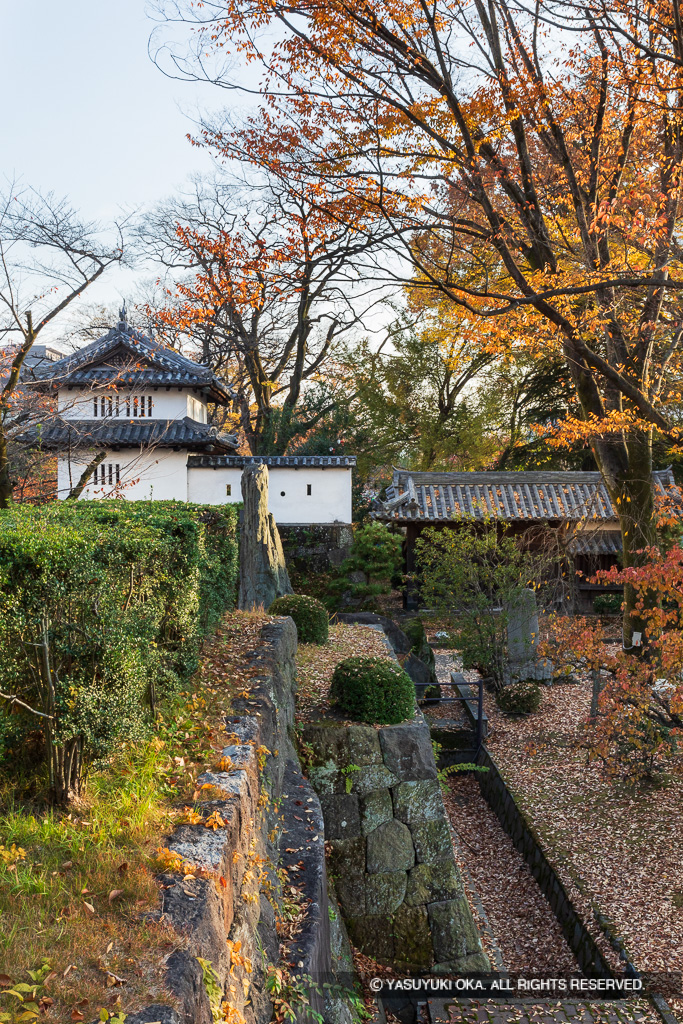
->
[129, 618, 352, 1024]
[279, 523, 353, 575]
[300, 714, 489, 973]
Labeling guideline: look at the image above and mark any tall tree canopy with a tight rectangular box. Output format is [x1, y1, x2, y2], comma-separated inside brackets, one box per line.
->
[157, 0, 683, 640]
[143, 149, 385, 454]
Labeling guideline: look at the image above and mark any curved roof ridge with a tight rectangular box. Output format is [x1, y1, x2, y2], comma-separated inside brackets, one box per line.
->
[30, 321, 233, 404]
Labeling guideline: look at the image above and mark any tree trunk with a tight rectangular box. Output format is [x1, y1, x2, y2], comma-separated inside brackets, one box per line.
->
[66, 452, 106, 500]
[594, 433, 656, 649]
[618, 436, 657, 649]
[49, 736, 83, 805]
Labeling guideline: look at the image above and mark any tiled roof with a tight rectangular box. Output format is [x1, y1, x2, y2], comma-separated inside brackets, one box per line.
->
[27, 418, 238, 452]
[31, 319, 233, 404]
[187, 454, 357, 468]
[568, 531, 623, 556]
[372, 468, 683, 522]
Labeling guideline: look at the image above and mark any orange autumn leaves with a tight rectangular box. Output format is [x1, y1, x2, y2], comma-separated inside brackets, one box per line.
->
[168, 0, 683, 462]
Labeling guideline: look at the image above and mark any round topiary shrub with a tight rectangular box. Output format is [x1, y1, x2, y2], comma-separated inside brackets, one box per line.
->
[496, 679, 542, 715]
[330, 656, 415, 725]
[269, 594, 329, 644]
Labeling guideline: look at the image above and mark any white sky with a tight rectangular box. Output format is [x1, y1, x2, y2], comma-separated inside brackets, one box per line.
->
[0, 0, 234, 321]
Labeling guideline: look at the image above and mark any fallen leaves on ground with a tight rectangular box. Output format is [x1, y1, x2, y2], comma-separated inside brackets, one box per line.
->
[479, 674, 683, 1019]
[444, 775, 578, 973]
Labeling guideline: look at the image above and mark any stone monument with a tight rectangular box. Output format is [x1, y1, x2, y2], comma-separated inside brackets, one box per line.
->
[505, 587, 553, 683]
[238, 463, 293, 610]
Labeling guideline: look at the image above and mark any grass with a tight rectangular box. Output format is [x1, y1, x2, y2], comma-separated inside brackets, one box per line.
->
[0, 611, 270, 1024]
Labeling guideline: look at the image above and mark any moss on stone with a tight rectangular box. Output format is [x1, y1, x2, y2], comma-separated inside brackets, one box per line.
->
[359, 788, 393, 836]
[365, 872, 407, 915]
[391, 905, 434, 969]
[405, 861, 462, 906]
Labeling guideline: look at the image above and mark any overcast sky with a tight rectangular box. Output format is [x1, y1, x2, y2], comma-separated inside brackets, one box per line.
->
[0, 0, 235, 323]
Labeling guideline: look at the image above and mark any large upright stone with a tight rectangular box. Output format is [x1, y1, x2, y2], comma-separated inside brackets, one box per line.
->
[238, 464, 293, 611]
[506, 587, 553, 683]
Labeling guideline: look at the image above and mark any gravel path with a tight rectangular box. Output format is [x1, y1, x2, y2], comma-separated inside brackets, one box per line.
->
[421, 649, 470, 727]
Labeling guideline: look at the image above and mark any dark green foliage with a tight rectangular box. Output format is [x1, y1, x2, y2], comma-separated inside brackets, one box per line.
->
[401, 616, 439, 696]
[0, 501, 239, 801]
[269, 594, 329, 644]
[496, 680, 542, 715]
[401, 617, 430, 658]
[329, 522, 403, 611]
[593, 593, 622, 615]
[330, 656, 415, 724]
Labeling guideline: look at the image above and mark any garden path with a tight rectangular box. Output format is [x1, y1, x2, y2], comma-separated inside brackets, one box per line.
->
[418, 642, 674, 1024]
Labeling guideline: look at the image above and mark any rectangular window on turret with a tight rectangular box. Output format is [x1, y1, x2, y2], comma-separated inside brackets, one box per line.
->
[187, 395, 207, 423]
[95, 463, 121, 489]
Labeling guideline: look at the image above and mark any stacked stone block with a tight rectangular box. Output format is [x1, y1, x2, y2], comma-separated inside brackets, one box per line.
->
[301, 715, 489, 973]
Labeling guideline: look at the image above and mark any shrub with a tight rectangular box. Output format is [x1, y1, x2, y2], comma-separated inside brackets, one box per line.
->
[416, 524, 558, 689]
[496, 680, 542, 715]
[593, 592, 622, 615]
[0, 501, 239, 803]
[328, 522, 403, 611]
[269, 594, 329, 644]
[330, 656, 415, 724]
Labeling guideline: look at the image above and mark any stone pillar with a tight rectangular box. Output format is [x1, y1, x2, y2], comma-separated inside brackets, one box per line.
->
[238, 464, 293, 611]
[505, 587, 553, 683]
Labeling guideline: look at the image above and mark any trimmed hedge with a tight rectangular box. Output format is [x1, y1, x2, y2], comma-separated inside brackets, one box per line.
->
[269, 594, 329, 644]
[496, 679, 542, 715]
[330, 656, 415, 725]
[0, 501, 239, 801]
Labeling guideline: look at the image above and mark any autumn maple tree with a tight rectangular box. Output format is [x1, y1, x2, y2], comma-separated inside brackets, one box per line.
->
[156, 0, 683, 645]
[144, 158, 383, 454]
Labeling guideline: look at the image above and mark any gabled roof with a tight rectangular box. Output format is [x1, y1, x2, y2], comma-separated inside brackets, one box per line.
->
[372, 468, 683, 523]
[187, 454, 356, 468]
[31, 312, 233, 405]
[27, 418, 238, 453]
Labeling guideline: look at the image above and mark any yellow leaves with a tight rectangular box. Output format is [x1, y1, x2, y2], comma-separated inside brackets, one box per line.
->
[0, 844, 26, 866]
[227, 939, 253, 975]
[215, 755, 237, 773]
[181, 806, 204, 825]
[204, 810, 227, 830]
[155, 846, 196, 876]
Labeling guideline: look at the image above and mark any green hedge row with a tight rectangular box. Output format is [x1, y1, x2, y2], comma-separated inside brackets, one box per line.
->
[0, 501, 239, 802]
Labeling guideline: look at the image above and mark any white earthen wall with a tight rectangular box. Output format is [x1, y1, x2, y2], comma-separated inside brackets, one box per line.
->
[57, 449, 190, 501]
[187, 466, 353, 524]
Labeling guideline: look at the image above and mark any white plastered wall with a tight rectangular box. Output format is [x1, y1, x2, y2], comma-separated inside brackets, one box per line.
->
[57, 388, 207, 421]
[187, 465, 353, 523]
[57, 449, 190, 501]
[188, 467, 243, 506]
